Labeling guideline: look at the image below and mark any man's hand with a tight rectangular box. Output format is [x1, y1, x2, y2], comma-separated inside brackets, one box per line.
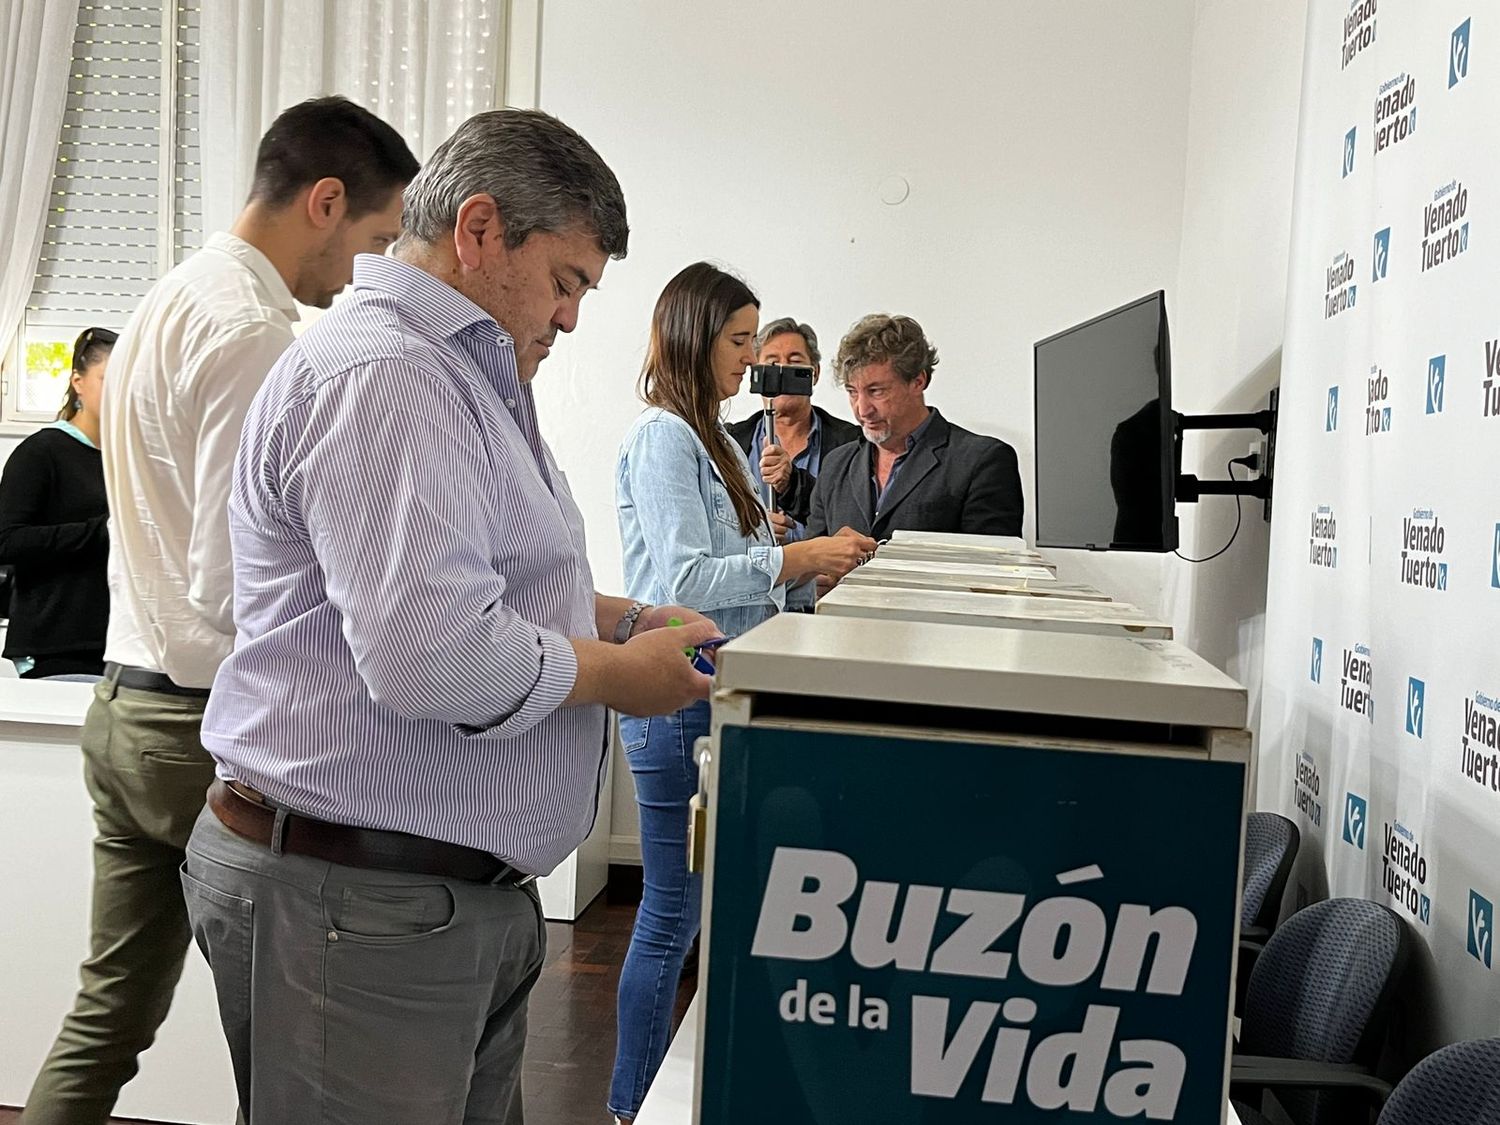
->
[614, 620, 721, 716]
[768, 509, 793, 544]
[760, 444, 793, 492]
[634, 604, 714, 636]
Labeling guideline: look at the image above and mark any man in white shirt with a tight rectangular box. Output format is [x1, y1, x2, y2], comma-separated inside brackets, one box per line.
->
[20, 96, 418, 1125]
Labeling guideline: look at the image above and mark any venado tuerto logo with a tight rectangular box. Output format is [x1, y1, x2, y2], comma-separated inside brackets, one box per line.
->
[1342, 792, 1368, 849]
[1310, 508, 1338, 569]
[1311, 637, 1325, 683]
[1451, 18, 1472, 89]
[1373, 73, 1417, 155]
[1406, 677, 1427, 739]
[1372, 227, 1391, 281]
[1427, 355, 1446, 414]
[1470, 889, 1493, 969]
[1325, 252, 1358, 319]
[1326, 386, 1341, 431]
[1343, 127, 1357, 178]
[1342, 0, 1377, 69]
[1400, 509, 1447, 591]
[1381, 818, 1432, 925]
[1422, 180, 1469, 273]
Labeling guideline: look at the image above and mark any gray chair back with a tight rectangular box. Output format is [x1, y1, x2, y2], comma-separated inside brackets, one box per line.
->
[1242, 811, 1299, 933]
[1378, 1038, 1500, 1124]
[1240, 897, 1409, 1125]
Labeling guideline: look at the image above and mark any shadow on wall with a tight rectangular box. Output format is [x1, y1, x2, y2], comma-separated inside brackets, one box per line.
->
[1165, 346, 1281, 733]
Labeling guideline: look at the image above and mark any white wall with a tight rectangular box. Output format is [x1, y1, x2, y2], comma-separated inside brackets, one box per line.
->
[534, 0, 1197, 854]
[1163, 0, 1308, 787]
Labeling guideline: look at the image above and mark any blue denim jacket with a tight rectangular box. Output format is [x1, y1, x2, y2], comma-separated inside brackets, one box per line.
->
[617, 407, 785, 637]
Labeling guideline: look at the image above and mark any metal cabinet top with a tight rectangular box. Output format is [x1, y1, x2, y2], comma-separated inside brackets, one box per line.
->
[715, 613, 1247, 730]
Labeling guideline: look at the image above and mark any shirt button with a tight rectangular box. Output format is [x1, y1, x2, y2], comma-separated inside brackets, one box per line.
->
[505, 398, 517, 408]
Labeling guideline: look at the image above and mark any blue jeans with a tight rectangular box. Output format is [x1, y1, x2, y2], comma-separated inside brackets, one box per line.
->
[608, 700, 709, 1118]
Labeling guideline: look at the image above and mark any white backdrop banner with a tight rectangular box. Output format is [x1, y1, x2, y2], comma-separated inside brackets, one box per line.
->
[1262, 0, 1499, 1053]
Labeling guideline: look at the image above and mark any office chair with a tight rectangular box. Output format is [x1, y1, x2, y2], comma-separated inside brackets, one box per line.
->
[1230, 898, 1409, 1125]
[1241, 812, 1299, 942]
[1375, 1037, 1500, 1124]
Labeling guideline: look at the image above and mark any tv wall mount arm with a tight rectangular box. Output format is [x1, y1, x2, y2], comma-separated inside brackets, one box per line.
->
[1173, 388, 1278, 520]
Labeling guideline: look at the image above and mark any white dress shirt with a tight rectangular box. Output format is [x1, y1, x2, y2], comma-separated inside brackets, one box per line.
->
[101, 232, 298, 688]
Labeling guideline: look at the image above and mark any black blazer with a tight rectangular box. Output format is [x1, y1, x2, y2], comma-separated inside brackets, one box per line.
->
[726, 406, 862, 524]
[806, 409, 1024, 539]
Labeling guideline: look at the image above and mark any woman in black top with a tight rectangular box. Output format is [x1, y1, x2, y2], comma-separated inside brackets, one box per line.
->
[0, 327, 116, 678]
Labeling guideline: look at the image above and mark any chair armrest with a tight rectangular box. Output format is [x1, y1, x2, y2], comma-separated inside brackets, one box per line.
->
[1229, 1056, 1393, 1107]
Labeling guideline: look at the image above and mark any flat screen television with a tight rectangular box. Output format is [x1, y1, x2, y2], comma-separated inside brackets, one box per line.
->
[1033, 290, 1178, 552]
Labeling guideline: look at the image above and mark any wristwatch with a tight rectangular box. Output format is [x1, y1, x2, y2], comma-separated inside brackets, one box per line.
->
[613, 601, 652, 644]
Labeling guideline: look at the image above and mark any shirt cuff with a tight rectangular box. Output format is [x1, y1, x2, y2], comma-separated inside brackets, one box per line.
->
[458, 628, 579, 740]
[749, 544, 783, 586]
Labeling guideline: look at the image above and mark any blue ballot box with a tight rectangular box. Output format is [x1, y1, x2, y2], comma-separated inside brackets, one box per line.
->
[693, 613, 1251, 1125]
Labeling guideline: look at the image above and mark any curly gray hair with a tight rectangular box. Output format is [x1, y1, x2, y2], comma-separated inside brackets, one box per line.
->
[834, 314, 939, 387]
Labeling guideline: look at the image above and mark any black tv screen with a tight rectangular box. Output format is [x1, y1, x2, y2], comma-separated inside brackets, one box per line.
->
[1033, 291, 1177, 552]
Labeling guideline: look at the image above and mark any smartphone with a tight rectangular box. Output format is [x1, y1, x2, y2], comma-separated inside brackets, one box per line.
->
[691, 636, 730, 674]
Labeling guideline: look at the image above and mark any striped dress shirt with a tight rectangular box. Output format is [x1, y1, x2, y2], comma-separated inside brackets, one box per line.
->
[202, 254, 606, 874]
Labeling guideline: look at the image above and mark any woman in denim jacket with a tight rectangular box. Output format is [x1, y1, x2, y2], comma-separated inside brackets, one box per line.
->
[609, 263, 874, 1122]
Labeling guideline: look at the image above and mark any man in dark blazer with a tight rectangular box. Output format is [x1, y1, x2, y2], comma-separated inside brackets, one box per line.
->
[805, 313, 1024, 541]
[726, 316, 861, 533]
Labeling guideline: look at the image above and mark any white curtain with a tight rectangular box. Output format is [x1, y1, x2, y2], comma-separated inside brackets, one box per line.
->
[0, 0, 80, 355]
[199, 0, 506, 238]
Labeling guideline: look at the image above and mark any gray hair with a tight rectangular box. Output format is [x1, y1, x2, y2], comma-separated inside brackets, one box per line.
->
[754, 317, 821, 365]
[399, 109, 629, 257]
[835, 314, 939, 387]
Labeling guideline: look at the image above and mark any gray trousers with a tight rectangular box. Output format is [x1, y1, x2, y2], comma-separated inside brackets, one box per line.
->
[182, 806, 545, 1125]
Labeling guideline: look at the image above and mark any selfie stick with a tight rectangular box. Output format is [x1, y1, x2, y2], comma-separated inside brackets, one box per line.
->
[762, 399, 779, 513]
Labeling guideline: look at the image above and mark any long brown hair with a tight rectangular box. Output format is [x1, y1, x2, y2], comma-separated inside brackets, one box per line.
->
[639, 262, 765, 538]
[58, 326, 117, 421]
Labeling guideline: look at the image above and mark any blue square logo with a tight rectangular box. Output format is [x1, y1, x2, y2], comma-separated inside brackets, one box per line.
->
[1343, 792, 1368, 849]
[1470, 890, 1494, 968]
[1343, 127, 1357, 177]
[1451, 18, 1472, 88]
[1427, 355, 1446, 414]
[1492, 524, 1500, 588]
[1438, 562, 1449, 590]
[1326, 387, 1340, 431]
[1373, 227, 1391, 281]
[1310, 638, 1324, 683]
[1406, 677, 1426, 738]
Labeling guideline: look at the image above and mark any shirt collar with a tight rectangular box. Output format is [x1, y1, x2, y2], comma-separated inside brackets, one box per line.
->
[205, 232, 299, 321]
[757, 405, 823, 444]
[350, 253, 510, 347]
[902, 408, 937, 453]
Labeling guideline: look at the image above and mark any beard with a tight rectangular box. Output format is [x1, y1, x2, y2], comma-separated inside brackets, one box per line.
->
[861, 422, 892, 444]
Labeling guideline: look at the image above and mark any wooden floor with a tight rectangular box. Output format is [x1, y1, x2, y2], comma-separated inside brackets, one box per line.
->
[1, 896, 692, 1125]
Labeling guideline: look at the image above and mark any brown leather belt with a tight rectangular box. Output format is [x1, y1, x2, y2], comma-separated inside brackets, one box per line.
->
[206, 779, 532, 885]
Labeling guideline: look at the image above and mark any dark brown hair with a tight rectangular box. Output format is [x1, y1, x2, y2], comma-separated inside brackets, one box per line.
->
[58, 326, 116, 421]
[639, 262, 764, 538]
[249, 96, 419, 219]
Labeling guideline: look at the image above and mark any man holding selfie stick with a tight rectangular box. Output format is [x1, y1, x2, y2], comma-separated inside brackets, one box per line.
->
[727, 317, 859, 542]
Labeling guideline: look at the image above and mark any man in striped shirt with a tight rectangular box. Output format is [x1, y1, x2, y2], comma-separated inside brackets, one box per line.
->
[184, 110, 718, 1124]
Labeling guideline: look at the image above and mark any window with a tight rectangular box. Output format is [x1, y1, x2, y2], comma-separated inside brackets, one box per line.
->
[5, 0, 200, 425]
